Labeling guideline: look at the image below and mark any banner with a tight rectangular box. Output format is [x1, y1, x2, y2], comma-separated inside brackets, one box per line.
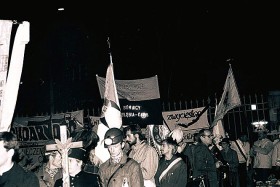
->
[0, 20, 13, 130]
[162, 107, 209, 142]
[11, 110, 84, 169]
[96, 75, 162, 126]
[1, 21, 30, 131]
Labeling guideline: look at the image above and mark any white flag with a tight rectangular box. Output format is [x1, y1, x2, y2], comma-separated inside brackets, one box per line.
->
[0, 21, 30, 132]
[211, 64, 241, 128]
[95, 62, 122, 163]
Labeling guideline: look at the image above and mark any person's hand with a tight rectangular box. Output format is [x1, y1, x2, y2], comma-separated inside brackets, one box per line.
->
[215, 161, 222, 168]
[249, 148, 256, 156]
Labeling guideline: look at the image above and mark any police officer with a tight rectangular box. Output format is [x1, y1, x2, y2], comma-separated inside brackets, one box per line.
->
[54, 148, 101, 187]
[98, 128, 144, 187]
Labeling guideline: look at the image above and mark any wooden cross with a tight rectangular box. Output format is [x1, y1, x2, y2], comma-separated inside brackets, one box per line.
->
[46, 125, 83, 187]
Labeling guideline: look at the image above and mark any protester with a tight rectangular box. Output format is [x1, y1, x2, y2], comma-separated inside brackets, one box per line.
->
[98, 127, 144, 187]
[36, 150, 62, 187]
[124, 124, 159, 187]
[209, 135, 225, 187]
[183, 132, 199, 179]
[271, 132, 280, 179]
[219, 138, 240, 187]
[250, 130, 274, 183]
[155, 137, 188, 187]
[192, 129, 221, 187]
[54, 147, 101, 187]
[230, 133, 250, 187]
[0, 131, 40, 187]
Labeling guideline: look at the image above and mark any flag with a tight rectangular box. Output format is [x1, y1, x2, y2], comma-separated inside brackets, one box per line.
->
[0, 20, 13, 127]
[95, 62, 122, 163]
[211, 64, 241, 128]
[0, 21, 30, 131]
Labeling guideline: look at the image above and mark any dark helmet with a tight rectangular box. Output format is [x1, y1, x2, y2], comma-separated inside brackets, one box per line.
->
[104, 128, 124, 147]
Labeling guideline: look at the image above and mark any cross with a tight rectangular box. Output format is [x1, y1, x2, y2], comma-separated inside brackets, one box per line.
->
[46, 125, 83, 187]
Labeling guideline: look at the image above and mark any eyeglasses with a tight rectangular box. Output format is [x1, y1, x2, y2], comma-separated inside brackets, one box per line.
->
[203, 134, 213, 138]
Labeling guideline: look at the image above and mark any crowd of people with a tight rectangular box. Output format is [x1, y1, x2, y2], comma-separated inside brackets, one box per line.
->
[0, 124, 280, 187]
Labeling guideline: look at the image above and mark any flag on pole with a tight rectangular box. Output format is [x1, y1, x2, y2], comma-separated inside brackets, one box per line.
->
[95, 61, 122, 163]
[210, 64, 241, 128]
[212, 104, 226, 151]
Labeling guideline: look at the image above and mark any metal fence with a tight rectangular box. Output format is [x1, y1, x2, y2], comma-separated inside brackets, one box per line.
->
[15, 92, 279, 143]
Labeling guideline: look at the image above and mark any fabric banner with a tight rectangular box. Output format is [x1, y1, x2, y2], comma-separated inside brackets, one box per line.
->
[0, 21, 30, 131]
[97, 75, 160, 101]
[12, 110, 84, 141]
[162, 107, 209, 142]
[11, 110, 84, 169]
[0, 20, 13, 130]
[96, 75, 162, 126]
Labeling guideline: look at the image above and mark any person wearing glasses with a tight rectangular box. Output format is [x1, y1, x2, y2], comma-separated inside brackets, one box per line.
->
[98, 128, 144, 187]
[192, 129, 222, 187]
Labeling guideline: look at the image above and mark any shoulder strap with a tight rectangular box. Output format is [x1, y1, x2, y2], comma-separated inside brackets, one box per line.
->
[108, 158, 131, 185]
[234, 140, 247, 161]
[159, 157, 182, 182]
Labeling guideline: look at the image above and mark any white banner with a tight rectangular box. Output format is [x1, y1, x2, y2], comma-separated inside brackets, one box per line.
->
[0, 20, 13, 129]
[0, 21, 30, 131]
[162, 107, 209, 132]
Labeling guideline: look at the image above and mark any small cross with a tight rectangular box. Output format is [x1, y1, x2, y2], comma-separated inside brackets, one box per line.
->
[46, 125, 83, 187]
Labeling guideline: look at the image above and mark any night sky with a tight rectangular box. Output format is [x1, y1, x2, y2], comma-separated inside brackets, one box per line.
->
[1, 3, 279, 115]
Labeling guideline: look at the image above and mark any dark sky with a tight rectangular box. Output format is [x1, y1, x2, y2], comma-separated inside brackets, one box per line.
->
[2, 3, 279, 114]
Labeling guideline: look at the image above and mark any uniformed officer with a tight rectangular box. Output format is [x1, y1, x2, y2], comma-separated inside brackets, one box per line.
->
[54, 148, 101, 187]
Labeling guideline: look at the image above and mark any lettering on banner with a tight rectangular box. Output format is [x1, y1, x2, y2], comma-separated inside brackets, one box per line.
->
[11, 120, 78, 141]
[166, 110, 201, 122]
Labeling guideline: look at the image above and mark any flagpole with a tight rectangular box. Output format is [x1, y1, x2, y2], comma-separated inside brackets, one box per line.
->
[107, 37, 113, 65]
[210, 63, 241, 128]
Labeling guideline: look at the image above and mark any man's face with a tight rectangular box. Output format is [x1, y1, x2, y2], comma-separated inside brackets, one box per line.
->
[125, 130, 137, 146]
[107, 142, 122, 157]
[50, 151, 62, 168]
[258, 132, 266, 140]
[68, 157, 82, 176]
[220, 142, 229, 149]
[0, 141, 10, 168]
[240, 135, 248, 142]
[160, 142, 170, 156]
[201, 130, 213, 146]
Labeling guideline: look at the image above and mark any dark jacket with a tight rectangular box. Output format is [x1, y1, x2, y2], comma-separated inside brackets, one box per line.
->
[193, 142, 218, 187]
[0, 162, 39, 187]
[54, 171, 101, 187]
[98, 152, 144, 187]
[155, 155, 188, 187]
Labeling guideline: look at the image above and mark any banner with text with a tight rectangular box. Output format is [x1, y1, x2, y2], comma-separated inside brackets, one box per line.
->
[162, 107, 209, 142]
[96, 75, 162, 126]
[11, 110, 84, 168]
